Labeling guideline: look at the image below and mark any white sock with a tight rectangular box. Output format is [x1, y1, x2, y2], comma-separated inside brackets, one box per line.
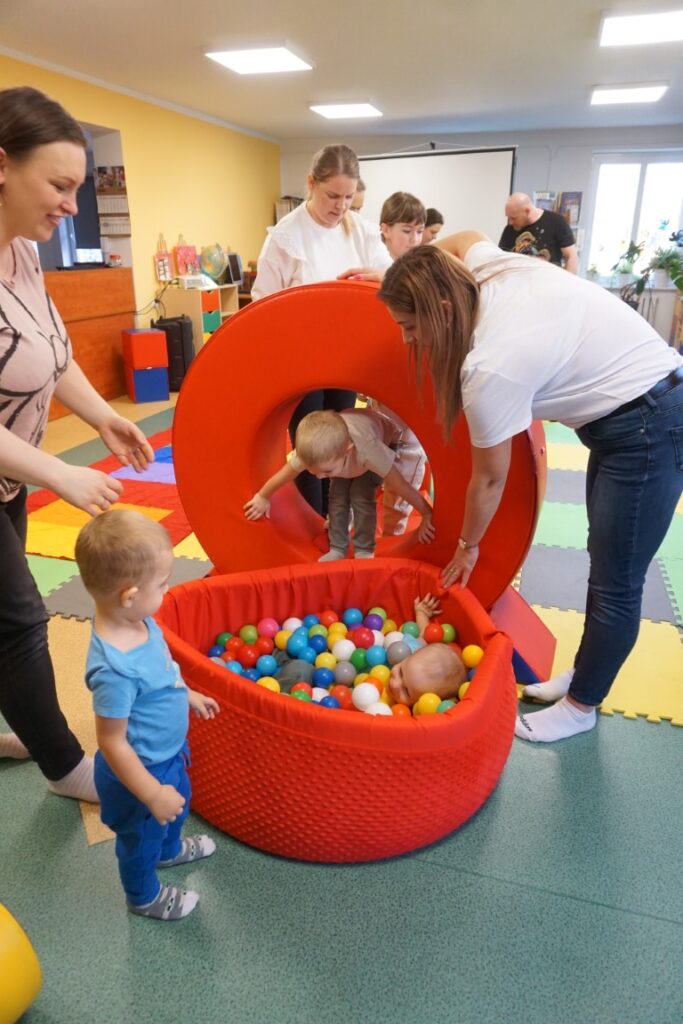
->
[0, 732, 30, 759]
[128, 885, 199, 921]
[158, 835, 216, 867]
[47, 754, 99, 803]
[523, 667, 574, 702]
[318, 548, 347, 562]
[515, 697, 596, 743]
[354, 551, 374, 559]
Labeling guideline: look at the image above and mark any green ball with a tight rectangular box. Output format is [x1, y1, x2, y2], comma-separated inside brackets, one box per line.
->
[239, 624, 258, 644]
[350, 648, 368, 671]
[437, 699, 457, 713]
[441, 623, 457, 644]
[368, 606, 387, 622]
[400, 620, 421, 638]
[291, 690, 312, 702]
[215, 631, 232, 647]
[308, 624, 328, 638]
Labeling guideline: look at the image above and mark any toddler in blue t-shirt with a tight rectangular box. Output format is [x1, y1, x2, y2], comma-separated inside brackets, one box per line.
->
[75, 509, 219, 921]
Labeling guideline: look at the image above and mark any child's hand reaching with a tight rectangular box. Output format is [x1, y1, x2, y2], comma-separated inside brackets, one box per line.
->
[414, 593, 442, 622]
[188, 689, 220, 719]
[243, 493, 270, 520]
[148, 784, 186, 826]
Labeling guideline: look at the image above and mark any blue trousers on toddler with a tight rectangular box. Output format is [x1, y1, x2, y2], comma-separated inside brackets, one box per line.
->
[94, 745, 191, 906]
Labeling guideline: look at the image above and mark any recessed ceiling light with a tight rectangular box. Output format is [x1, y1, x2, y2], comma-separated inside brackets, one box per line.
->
[206, 47, 312, 74]
[591, 83, 669, 104]
[600, 9, 683, 46]
[309, 103, 383, 119]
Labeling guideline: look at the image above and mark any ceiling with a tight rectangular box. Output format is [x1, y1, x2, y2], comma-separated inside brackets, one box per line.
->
[1, 0, 682, 142]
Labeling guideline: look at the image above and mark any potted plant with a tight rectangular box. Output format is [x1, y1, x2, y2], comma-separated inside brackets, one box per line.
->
[586, 263, 599, 282]
[611, 241, 644, 287]
[634, 247, 683, 295]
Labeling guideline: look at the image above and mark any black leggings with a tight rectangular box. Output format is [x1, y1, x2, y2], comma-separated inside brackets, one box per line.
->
[0, 487, 84, 780]
[288, 389, 357, 515]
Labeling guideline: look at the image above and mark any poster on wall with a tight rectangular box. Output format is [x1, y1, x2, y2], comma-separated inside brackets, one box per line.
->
[533, 190, 557, 212]
[94, 166, 126, 193]
[558, 191, 583, 229]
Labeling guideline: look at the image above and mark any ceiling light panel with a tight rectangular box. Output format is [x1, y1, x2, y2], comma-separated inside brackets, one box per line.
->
[600, 9, 683, 46]
[310, 103, 383, 119]
[591, 84, 669, 104]
[206, 48, 312, 74]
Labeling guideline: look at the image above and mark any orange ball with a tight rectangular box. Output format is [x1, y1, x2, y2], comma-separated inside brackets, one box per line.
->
[391, 703, 412, 717]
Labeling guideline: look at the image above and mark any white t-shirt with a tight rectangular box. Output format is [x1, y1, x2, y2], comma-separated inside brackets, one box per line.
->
[252, 204, 392, 300]
[461, 241, 681, 448]
[290, 408, 400, 479]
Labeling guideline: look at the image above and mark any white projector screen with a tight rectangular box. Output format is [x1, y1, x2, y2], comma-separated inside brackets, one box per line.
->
[359, 147, 516, 243]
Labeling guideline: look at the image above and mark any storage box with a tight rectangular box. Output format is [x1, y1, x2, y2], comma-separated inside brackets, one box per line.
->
[121, 328, 168, 369]
[200, 289, 220, 313]
[124, 365, 169, 403]
[202, 310, 221, 333]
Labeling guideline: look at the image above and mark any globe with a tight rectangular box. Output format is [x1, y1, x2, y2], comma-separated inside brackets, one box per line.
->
[199, 244, 228, 281]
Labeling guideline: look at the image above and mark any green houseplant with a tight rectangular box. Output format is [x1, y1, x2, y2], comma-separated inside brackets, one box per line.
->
[635, 247, 683, 295]
[611, 241, 644, 284]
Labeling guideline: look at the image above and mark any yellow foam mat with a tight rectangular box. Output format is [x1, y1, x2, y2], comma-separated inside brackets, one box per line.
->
[546, 443, 589, 473]
[173, 532, 209, 560]
[532, 605, 683, 725]
[28, 502, 172, 559]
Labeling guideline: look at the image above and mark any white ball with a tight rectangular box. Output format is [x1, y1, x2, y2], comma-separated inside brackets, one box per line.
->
[283, 617, 303, 632]
[311, 686, 330, 703]
[383, 631, 404, 647]
[332, 638, 356, 662]
[372, 630, 385, 647]
[365, 701, 392, 716]
[352, 682, 380, 711]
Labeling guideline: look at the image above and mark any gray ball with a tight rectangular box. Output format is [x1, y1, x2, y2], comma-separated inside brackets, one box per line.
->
[387, 641, 411, 666]
[334, 660, 357, 685]
[277, 658, 314, 693]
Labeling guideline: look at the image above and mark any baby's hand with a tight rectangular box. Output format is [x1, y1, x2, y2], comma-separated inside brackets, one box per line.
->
[414, 593, 442, 620]
[188, 689, 220, 719]
[148, 784, 185, 826]
[243, 493, 270, 520]
[417, 510, 435, 544]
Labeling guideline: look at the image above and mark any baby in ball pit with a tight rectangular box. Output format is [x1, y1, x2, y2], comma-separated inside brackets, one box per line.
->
[388, 595, 467, 708]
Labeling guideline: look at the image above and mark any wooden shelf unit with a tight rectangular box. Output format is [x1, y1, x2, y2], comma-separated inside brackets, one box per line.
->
[160, 283, 239, 347]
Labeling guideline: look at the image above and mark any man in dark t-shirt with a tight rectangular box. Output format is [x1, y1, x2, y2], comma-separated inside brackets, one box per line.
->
[499, 192, 578, 272]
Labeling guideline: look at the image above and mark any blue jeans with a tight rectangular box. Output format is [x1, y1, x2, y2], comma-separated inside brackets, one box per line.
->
[95, 745, 191, 906]
[571, 369, 683, 706]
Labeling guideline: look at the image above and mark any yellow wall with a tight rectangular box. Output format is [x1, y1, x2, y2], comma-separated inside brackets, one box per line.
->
[0, 54, 280, 315]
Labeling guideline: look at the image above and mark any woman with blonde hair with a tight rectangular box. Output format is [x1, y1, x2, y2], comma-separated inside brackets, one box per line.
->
[377, 231, 682, 744]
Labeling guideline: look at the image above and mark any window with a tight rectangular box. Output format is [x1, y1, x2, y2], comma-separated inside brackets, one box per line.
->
[587, 153, 683, 275]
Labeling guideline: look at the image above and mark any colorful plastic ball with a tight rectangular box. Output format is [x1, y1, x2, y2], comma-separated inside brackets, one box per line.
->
[441, 623, 457, 643]
[292, 626, 310, 642]
[302, 614, 320, 629]
[209, 656, 225, 667]
[237, 644, 259, 668]
[286, 634, 308, 658]
[315, 652, 337, 670]
[381, 618, 398, 634]
[400, 620, 421, 638]
[386, 641, 411, 666]
[351, 626, 374, 649]
[458, 681, 471, 700]
[243, 668, 261, 682]
[354, 672, 370, 685]
[437, 699, 457, 713]
[308, 634, 328, 654]
[365, 677, 383, 698]
[319, 609, 339, 627]
[291, 689, 312, 702]
[342, 607, 364, 628]
[352, 681, 381, 711]
[379, 687, 393, 705]
[365, 644, 387, 667]
[363, 613, 384, 632]
[239, 624, 258, 644]
[329, 684, 353, 709]
[274, 629, 292, 650]
[312, 667, 335, 689]
[424, 622, 445, 644]
[312, 686, 331, 703]
[291, 682, 313, 697]
[333, 660, 357, 685]
[226, 636, 244, 653]
[462, 644, 484, 668]
[298, 646, 317, 665]
[219, 649, 234, 662]
[254, 637, 274, 657]
[258, 676, 280, 693]
[256, 617, 279, 639]
[371, 630, 386, 647]
[349, 647, 368, 672]
[391, 703, 412, 717]
[282, 616, 303, 632]
[413, 692, 442, 716]
[467, 668, 477, 681]
[308, 624, 328, 639]
[320, 695, 341, 709]
[215, 631, 232, 646]
[365, 701, 392, 716]
[383, 630, 404, 647]
[224, 659, 243, 675]
[368, 605, 388, 621]
[327, 621, 348, 638]
[403, 634, 423, 653]
[256, 654, 278, 677]
[331, 638, 356, 662]
[369, 664, 390, 686]
[208, 644, 224, 658]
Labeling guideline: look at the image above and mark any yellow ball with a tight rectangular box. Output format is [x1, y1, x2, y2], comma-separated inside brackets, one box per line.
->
[381, 618, 398, 634]
[274, 629, 292, 651]
[327, 622, 348, 639]
[379, 686, 393, 706]
[315, 652, 337, 670]
[258, 676, 280, 693]
[462, 644, 484, 669]
[458, 681, 471, 700]
[354, 672, 370, 685]
[413, 692, 442, 716]
[369, 664, 390, 685]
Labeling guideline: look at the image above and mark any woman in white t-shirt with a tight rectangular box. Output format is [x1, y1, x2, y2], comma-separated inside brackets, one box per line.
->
[377, 232, 683, 744]
[252, 144, 391, 515]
